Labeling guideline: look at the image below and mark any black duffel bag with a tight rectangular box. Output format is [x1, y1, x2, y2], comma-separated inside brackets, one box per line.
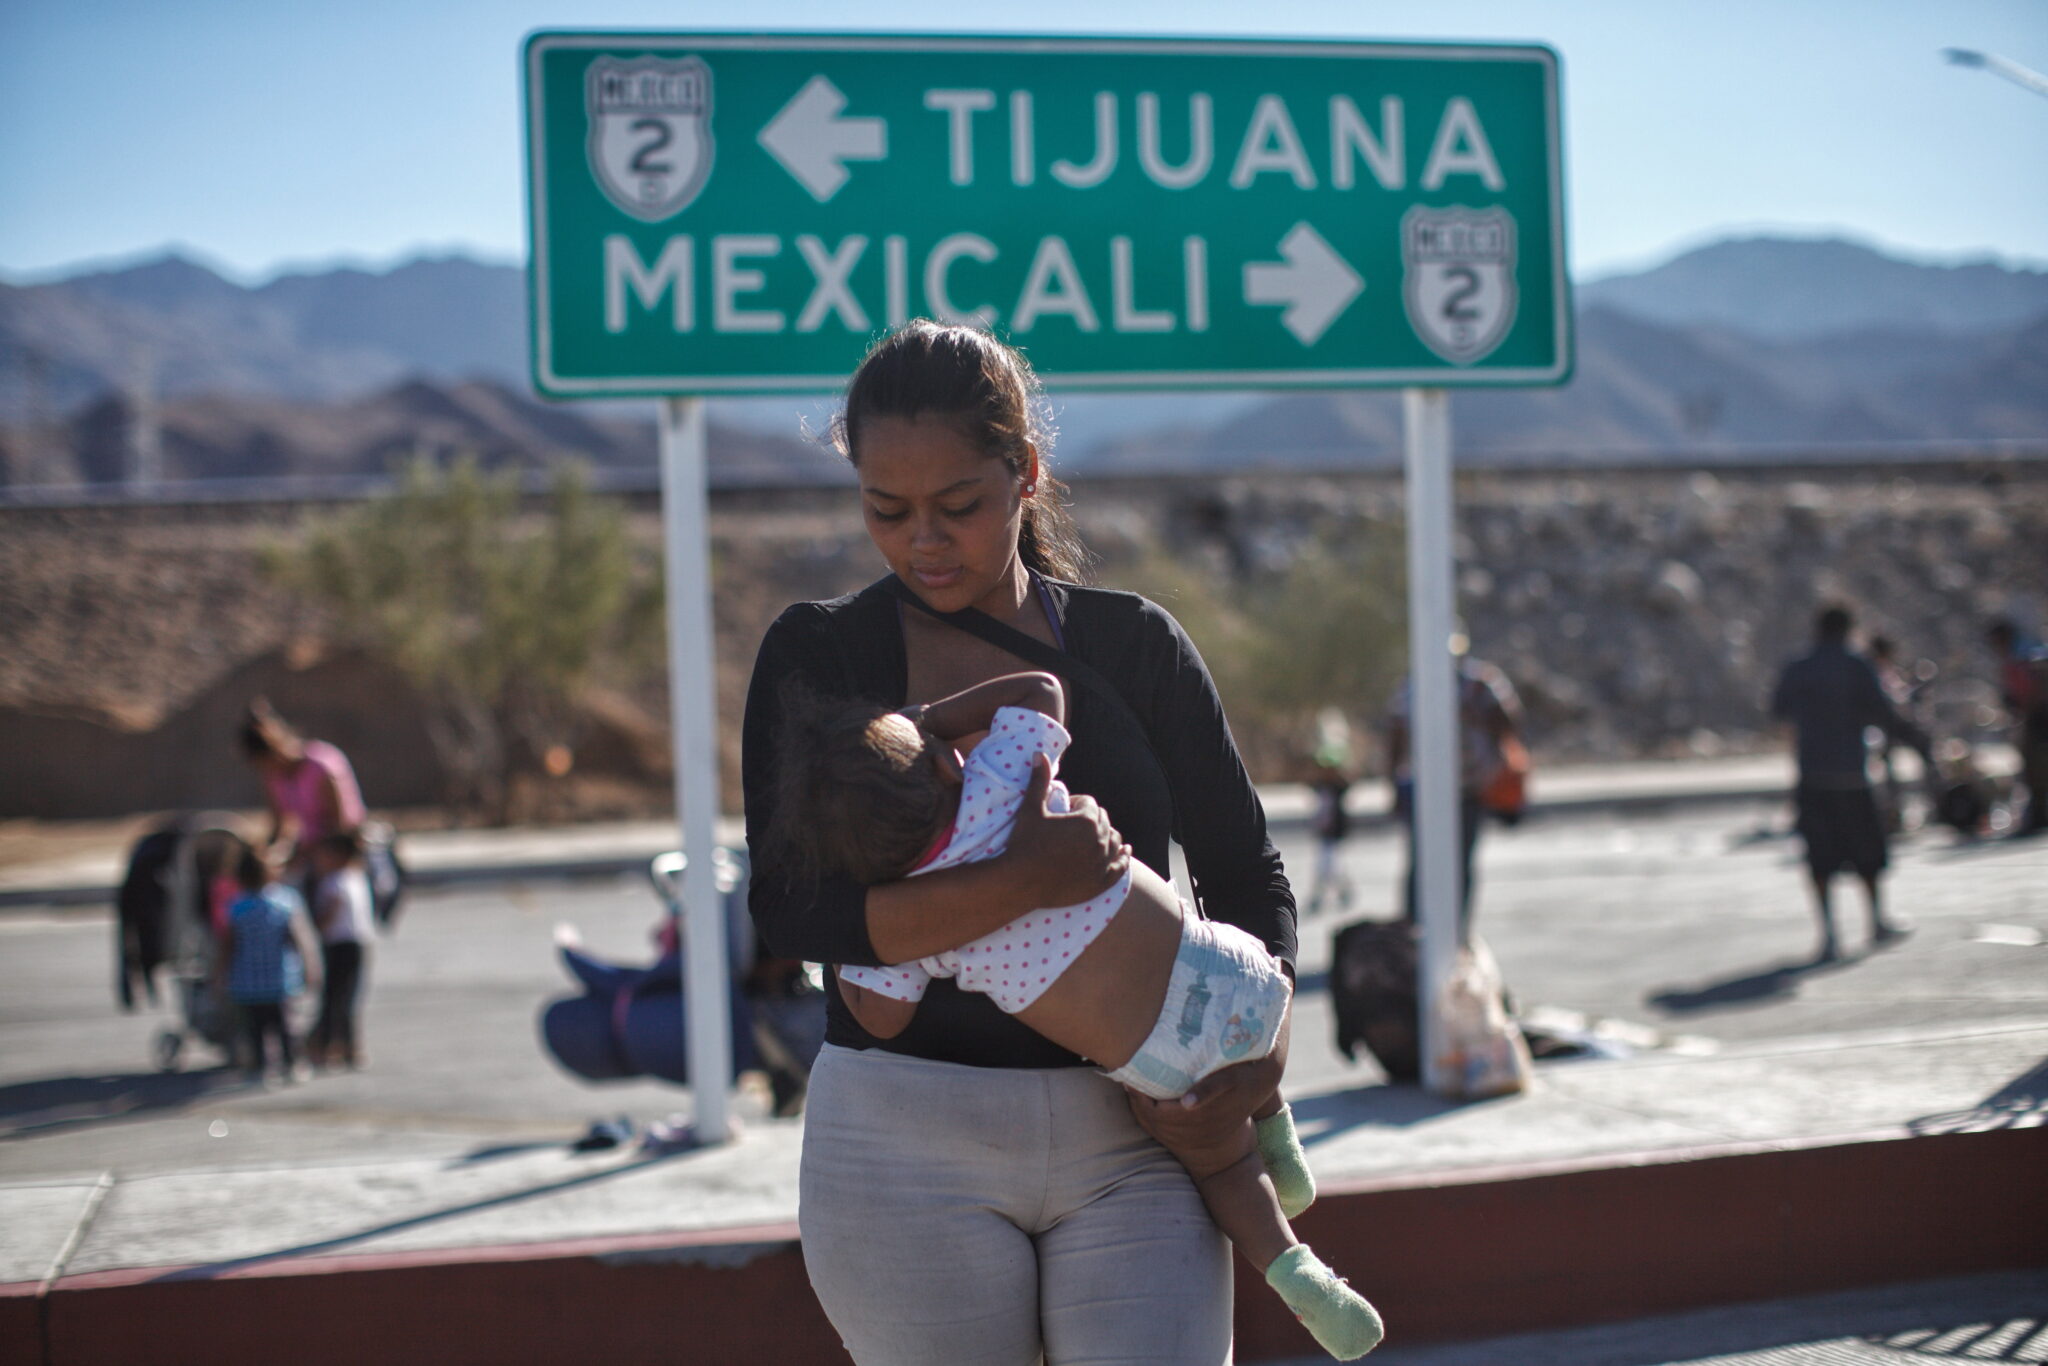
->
[1330, 917, 1420, 1083]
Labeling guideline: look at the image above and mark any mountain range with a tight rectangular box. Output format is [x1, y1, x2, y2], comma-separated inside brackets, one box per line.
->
[2, 234, 2044, 485]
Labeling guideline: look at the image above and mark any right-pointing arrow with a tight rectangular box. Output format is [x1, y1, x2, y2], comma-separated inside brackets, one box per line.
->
[758, 75, 887, 203]
[1242, 223, 1364, 346]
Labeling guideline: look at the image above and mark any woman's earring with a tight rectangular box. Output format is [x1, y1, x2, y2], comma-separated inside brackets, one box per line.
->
[1023, 481, 1037, 496]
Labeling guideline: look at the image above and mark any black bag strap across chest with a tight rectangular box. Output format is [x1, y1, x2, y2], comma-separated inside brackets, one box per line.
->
[881, 576, 1176, 835]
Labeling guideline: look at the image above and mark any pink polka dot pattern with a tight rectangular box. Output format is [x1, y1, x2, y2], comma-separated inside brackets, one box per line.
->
[834, 707, 1130, 1015]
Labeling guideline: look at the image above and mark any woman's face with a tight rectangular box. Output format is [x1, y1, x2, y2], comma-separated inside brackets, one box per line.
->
[855, 414, 1033, 616]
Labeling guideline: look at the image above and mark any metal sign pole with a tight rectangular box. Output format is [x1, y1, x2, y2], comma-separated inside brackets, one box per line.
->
[1401, 386, 1461, 1095]
[657, 395, 733, 1144]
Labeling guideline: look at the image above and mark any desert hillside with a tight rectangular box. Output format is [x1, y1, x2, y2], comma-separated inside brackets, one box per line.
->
[3, 460, 2040, 821]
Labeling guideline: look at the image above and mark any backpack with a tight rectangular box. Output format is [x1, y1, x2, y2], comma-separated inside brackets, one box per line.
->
[1330, 918, 1420, 1083]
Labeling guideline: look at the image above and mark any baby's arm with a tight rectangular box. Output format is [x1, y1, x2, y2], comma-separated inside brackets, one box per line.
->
[913, 671, 1065, 740]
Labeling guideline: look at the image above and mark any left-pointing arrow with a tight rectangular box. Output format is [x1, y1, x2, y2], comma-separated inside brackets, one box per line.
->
[758, 75, 887, 203]
[1243, 222, 1364, 346]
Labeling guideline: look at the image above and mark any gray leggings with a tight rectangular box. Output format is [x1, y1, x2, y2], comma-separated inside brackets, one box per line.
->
[799, 1043, 1233, 1365]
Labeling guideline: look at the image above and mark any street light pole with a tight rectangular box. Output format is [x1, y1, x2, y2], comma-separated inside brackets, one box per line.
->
[1942, 48, 2048, 100]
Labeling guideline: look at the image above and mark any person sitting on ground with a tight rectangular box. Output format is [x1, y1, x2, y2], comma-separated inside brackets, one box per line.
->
[216, 846, 318, 1086]
[772, 670, 1383, 1362]
[306, 830, 375, 1071]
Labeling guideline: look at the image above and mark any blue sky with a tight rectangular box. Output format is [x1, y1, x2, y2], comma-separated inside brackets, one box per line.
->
[2, 0, 2044, 284]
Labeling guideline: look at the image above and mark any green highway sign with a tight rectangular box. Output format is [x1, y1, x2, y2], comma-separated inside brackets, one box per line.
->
[524, 33, 1570, 396]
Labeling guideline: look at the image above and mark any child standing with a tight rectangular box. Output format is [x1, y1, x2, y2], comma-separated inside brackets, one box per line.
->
[307, 830, 375, 1070]
[773, 673, 1383, 1361]
[219, 847, 317, 1085]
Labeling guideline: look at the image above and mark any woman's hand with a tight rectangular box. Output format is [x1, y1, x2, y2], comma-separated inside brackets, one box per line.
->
[998, 755, 1130, 908]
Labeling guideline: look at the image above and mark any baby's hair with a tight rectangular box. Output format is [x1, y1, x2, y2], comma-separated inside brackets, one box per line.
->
[770, 680, 950, 886]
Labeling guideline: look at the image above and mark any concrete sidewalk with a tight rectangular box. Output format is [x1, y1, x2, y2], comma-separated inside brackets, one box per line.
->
[0, 749, 1880, 908]
[1270, 1269, 2048, 1366]
[5, 1016, 2040, 1283]
[5, 1016, 2043, 1362]
[2, 761, 2042, 1364]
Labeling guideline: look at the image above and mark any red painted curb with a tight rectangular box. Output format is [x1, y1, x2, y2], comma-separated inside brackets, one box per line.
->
[0, 1281, 44, 1366]
[27, 1126, 2048, 1365]
[1235, 1124, 2048, 1360]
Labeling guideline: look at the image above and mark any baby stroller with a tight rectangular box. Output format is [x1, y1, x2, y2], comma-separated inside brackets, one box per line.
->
[116, 816, 250, 1072]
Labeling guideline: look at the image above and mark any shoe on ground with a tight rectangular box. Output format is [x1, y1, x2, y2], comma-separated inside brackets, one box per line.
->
[1872, 921, 1913, 947]
[572, 1116, 635, 1152]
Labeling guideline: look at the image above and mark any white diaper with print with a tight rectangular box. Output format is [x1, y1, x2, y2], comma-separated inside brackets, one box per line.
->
[1103, 913, 1292, 1101]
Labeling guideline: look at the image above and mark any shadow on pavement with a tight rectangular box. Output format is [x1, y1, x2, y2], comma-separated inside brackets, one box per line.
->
[448, 1141, 566, 1167]
[0, 1068, 246, 1141]
[1909, 1055, 2048, 1136]
[1928, 831, 2043, 862]
[1290, 1083, 1471, 1148]
[1645, 953, 1851, 1015]
[149, 1146, 695, 1283]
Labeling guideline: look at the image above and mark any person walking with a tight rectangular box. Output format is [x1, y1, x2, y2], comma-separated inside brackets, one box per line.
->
[1772, 605, 1929, 960]
[742, 320, 1298, 1365]
[1384, 642, 1523, 936]
[1866, 635, 1919, 833]
[1305, 708, 1357, 916]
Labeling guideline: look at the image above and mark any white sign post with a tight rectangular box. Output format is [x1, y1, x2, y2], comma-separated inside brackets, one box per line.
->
[657, 396, 732, 1143]
[1401, 387, 1462, 1095]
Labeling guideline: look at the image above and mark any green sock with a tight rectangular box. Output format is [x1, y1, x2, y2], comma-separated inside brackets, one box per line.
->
[1265, 1243, 1384, 1361]
[1257, 1104, 1316, 1218]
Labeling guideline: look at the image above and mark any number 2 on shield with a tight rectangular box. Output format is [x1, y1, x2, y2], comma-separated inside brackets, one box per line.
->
[628, 118, 672, 175]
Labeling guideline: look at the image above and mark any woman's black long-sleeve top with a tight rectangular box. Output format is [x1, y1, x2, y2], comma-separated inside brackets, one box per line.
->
[742, 574, 1296, 1068]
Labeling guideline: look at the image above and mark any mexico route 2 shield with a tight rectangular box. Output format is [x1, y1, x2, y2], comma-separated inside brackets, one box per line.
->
[585, 55, 715, 221]
[1403, 205, 1518, 365]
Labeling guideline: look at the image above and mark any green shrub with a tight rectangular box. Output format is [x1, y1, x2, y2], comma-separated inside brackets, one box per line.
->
[265, 455, 661, 819]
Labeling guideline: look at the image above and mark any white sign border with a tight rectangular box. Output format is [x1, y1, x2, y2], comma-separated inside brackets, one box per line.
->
[525, 31, 1572, 397]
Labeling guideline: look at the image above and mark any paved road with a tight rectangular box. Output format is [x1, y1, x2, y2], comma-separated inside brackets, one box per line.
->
[2, 800, 2042, 1185]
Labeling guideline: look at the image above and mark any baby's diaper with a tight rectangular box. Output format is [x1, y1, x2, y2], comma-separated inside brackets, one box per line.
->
[1104, 914, 1291, 1100]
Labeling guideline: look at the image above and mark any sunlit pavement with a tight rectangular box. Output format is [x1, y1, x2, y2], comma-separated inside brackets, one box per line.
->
[1, 790, 2042, 1361]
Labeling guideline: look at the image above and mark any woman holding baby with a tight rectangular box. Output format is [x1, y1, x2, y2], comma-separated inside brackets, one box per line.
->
[742, 321, 1327, 1364]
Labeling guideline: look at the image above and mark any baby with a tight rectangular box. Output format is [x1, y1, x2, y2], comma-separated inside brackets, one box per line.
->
[773, 672, 1382, 1361]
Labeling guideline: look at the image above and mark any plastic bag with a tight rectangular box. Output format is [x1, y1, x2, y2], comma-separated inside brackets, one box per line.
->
[1432, 936, 1533, 1101]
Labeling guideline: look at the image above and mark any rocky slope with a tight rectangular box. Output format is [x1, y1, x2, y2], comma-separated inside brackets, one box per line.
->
[3, 462, 2040, 820]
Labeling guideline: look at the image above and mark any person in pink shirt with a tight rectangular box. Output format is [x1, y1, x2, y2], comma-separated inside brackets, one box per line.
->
[239, 698, 366, 881]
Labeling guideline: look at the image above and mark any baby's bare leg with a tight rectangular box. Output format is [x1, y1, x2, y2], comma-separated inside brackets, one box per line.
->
[1157, 1113, 1296, 1272]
